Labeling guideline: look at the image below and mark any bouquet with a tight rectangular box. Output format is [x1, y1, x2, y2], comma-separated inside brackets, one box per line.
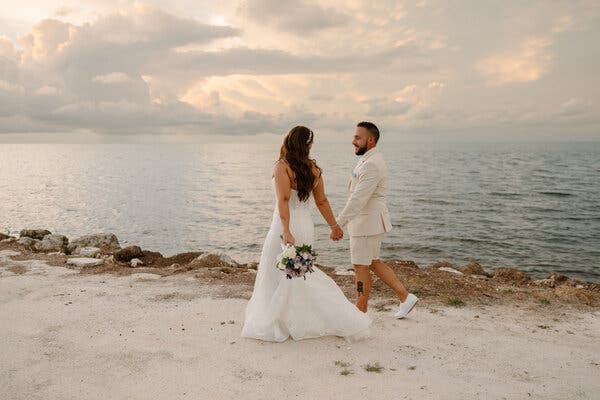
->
[275, 242, 317, 279]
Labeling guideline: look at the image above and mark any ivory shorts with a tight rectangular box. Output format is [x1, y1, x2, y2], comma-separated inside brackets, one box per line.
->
[350, 234, 384, 266]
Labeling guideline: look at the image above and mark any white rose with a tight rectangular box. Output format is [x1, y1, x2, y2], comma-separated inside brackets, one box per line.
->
[283, 246, 297, 259]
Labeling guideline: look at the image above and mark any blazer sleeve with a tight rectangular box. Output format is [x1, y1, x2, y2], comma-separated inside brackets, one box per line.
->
[336, 161, 381, 229]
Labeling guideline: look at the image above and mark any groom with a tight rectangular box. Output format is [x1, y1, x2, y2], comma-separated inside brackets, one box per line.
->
[331, 122, 418, 318]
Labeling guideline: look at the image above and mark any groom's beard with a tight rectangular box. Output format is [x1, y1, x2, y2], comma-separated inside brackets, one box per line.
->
[355, 144, 368, 155]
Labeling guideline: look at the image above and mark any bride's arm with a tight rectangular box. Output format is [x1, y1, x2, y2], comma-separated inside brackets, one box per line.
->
[274, 161, 295, 245]
[312, 174, 344, 240]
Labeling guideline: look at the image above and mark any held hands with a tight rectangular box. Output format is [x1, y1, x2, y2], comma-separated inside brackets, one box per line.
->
[329, 225, 344, 241]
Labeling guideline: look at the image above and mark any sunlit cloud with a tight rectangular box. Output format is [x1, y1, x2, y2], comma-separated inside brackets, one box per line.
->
[237, 0, 348, 34]
[474, 37, 552, 86]
[34, 85, 59, 95]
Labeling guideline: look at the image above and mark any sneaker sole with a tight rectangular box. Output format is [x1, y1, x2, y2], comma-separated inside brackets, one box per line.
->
[396, 299, 418, 319]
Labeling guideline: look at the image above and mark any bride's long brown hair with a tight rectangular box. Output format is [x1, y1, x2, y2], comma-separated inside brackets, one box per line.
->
[279, 126, 321, 202]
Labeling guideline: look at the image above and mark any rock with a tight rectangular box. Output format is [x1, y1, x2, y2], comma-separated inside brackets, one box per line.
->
[492, 268, 531, 285]
[438, 267, 464, 275]
[137, 250, 164, 266]
[218, 253, 239, 267]
[532, 278, 554, 288]
[389, 260, 419, 269]
[193, 253, 239, 268]
[532, 273, 570, 288]
[0, 233, 11, 241]
[34, 234, 68, 253]
[1, 237, 17, 244]
[130, 258, 143, 267]
[458, 262, 487, 276]
[554, 285, 596, 306]
[0, 249, 21, 258]
[546, 273, 568, 284]
[17, 237, 38, 247]
[104, 255, 115, 264]
[68, 233, 120, 254]
[114, 246, 144, 262]
[66, 257, 104, 268]
[197, 252, 239, 267]
[170, 263, 195, 273]
[471, 274, 490, 280]
[19, 229, 51, 240]
[431, 261, 455, 269]
[78, 247, 101, 257]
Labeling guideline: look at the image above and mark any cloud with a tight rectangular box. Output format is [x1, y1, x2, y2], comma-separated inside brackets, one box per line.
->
[557, 98, 592, 117]
[366, 98, 413, 117]
[552, 15, 574, 33]
[474, 37, 552, 86]
[0, 2, 439, 137]
[18, 18, 75, 62]
[0, 79, 25, 93]
[238, 0, 347, 34]
[162, 44, 430, 78]
[0, 35, 19, 59]
[0, 17, 32, 41]
[0, 5, 247, 135]
[428, 82, 445, 89]
[34, 85, 59, 95]
[92, 72, 132, 84]
[0, 1, 599, 140]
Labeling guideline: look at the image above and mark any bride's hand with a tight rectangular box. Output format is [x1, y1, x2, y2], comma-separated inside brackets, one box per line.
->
[282, 230, 296, 246]
[329, 225, 343, 241]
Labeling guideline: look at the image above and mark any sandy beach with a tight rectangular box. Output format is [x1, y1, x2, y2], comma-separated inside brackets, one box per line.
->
[1, 242, 599, 400]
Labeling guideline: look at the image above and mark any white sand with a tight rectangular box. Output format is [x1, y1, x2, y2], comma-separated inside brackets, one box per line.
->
[1, 250, 599, 400]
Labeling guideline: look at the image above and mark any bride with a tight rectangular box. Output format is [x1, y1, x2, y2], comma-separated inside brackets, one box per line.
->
[241, 126, 371, 342]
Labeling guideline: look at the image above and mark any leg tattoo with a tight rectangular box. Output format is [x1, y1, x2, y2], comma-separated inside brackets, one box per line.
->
[357, 281, 364, 296]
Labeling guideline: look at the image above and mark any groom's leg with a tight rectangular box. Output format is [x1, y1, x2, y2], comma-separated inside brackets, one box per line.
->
[370, 259, 409, 302]
[354, 265, 372, 313]
[350, 235, 373, 312]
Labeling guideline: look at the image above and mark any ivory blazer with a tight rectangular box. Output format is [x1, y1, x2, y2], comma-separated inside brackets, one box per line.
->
[337, 147, 393, 237]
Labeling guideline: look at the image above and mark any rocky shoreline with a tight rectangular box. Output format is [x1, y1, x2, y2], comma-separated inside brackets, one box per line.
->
[1, 229, 598, 309]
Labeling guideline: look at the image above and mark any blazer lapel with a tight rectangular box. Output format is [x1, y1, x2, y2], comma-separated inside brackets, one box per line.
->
[350, 148, 378, 192]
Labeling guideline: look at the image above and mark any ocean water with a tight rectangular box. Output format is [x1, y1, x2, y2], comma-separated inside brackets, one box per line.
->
[1, 141, 599, 282]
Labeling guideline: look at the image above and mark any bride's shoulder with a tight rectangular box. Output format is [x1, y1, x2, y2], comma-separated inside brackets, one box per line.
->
[273, 159, 294, 179]
[274, 158, 290, 171]
[310, 160, 322, 178]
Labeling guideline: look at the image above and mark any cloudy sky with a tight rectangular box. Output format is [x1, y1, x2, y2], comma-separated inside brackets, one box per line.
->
[1, 0, 599, 142]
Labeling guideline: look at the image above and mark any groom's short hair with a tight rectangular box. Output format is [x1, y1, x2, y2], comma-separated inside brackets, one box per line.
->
[357, 121, 380, 143]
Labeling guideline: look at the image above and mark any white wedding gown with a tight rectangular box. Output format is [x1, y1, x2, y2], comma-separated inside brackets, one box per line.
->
[241, 184, 371, 342]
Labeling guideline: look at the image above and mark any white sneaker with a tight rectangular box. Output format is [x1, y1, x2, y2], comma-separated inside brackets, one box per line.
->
[394, 293, 419, 319]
